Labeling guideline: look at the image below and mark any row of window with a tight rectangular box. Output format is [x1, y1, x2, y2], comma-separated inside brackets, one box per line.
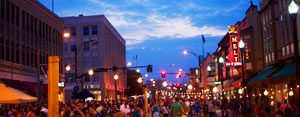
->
[0, 0, 62, 68]
[69, 26, 98, 36]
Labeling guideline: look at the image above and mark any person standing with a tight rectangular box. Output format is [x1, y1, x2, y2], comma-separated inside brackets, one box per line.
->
[208, 100, 215, 117]
[162, 104, 169, 117]
[170, 98, 182, 117]
[193, 101, 201, 117]
[180, 99, 189, 117]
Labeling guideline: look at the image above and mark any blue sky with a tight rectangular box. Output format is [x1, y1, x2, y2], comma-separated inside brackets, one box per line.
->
[39, 0, 259, 83]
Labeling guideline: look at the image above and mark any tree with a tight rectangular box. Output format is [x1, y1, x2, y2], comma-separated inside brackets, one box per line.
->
[125, 69, 144, 97]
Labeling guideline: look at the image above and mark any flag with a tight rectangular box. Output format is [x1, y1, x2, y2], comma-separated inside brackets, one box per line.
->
[202, 34, 206, 43]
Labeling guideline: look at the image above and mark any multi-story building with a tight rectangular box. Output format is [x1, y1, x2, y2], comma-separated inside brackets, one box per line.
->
[202, 53, 216, 87]
[258, 0, 300, 102]
[237, 1, 264, 73]
[63, 15, 126, 101]
[0, 0, 64, 99]
[212, 2, 264, 93]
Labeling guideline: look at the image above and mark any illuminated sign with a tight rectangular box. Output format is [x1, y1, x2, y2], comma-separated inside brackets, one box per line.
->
[227, 34, 241, 66]
[225, 62, 242, 66]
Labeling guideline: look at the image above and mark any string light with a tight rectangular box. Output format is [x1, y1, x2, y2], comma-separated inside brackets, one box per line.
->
[289, 90, 294, 96]
[264, 90, 269, 96]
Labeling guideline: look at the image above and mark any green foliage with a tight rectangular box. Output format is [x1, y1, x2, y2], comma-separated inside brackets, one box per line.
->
[125, 69, 144, 96]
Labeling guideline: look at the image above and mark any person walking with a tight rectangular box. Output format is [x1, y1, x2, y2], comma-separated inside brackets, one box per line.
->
[208, 100, 215, 117]
[170, 98, 182, 117]
[180, 99, 189, 117]
[193, 101, 201, 117]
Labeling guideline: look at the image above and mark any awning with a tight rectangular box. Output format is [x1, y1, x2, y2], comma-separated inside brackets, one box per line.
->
[272, 62, 300, 80]
[230, 78, 243, 87]
[248, 66, 276, 84]
[0, 83, 37, 104]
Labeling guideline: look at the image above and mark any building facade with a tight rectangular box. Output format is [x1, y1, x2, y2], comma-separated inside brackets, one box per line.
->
[63, 15, 126, 101]
[0, 0, 64, 98]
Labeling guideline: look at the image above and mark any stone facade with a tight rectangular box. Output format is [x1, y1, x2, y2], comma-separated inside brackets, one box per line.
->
[62, 15, 126, 101]
[0, 0, 64, 96]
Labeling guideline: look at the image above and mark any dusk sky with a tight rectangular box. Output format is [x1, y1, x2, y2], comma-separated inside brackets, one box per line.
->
[39, 0, 259, 83]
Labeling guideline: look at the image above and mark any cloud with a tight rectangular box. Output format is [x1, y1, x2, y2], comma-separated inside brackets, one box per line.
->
[106, 13, 227, 45]
[58, 0, 228, 46]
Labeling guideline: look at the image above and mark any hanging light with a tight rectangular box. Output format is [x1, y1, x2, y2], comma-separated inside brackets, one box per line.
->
[238, 89, 243, 94]
[264, 90, 269, 96]
[188, 84, 193, 90]
[289, 90, 294, 96]
[213, 86, 218, 93]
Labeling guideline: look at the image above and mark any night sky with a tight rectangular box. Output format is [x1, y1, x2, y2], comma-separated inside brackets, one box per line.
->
[39, 0, 259, 83]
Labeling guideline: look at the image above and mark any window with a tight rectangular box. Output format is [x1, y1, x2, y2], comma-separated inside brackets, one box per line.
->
[286, 45, 290, 55]
[92, 26, 98, 35]
[0, 0, 4, 19]
[83, 41, 89, 51]
[6, 0, 10, 22]
[16, 7, 19, 26]
[282, 47, 285, 56]
[291, 43, 294, 53]
[70, 27, 76, 36]
[71, 44, 76, 51]
[11, 4, 14, 24]
[64, 43, 68, 52]
[83, 26, 89, 35]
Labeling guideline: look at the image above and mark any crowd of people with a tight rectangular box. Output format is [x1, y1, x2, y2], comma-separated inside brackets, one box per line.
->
[0, 96, 299, 117]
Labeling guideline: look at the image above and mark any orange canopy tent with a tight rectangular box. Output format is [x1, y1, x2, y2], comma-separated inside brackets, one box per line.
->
[0, 83, 37, 104]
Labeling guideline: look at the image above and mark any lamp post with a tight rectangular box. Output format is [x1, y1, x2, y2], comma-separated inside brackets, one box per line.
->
[114, 74, 119, 102]
[64, 32, 95, 91]
[218, 57, 224, 99]
[183, 50, 202, 90]
[239, 39, 246, 115]
[288, 0, 299, 110]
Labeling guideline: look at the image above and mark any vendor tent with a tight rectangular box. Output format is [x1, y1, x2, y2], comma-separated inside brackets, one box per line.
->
[0, 83, 37, 104]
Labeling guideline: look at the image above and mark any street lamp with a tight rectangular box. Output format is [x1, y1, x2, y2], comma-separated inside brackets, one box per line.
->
[289, 0, 298, 14]
[219, 57, 224, 63]
[136, 69, 140, 73]
[218, 56, 224, 99]
[114, 74, 118, 102]
[63, 32, 70, 38]
[137, 77, 143, 84]
[65, 65, 71, 71]
[127, 62, 132, 67]
[183, 50, 202, 90]
[239, 39, 246, 115]
[288, 0, 300, 109]
[162, 81, 168, 87]
[88, 69, 94, 76]
[188, 84, 193, 90]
